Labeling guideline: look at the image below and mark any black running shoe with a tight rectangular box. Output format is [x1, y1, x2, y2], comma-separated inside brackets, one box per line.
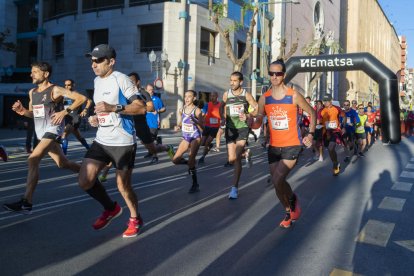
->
[224, 161, 233, 167]
[150, 157, 159, 164]
[188, 184, 200, 193]
[3, 198, 32, 214]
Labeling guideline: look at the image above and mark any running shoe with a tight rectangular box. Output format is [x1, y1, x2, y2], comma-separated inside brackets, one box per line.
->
[188, 183, 200, 193]
[290, 194, 301, 221]
[150, 156, 159, 164]
[122, 217, 144, 238]
[344, 156, 350, 163]
[279, 212, 292, 228]
[92, 202, 122, 230]
[3, 198, 32, 214]
[211, 147, 220, 152]
[98, 175, 107, 183]
[245, 149, 253, 168]
[228, 186, 238, 199]
[333, 163, 341, 176]
[358, 152, 365, 157]
[224, 161, 233, 167]
[0, 145, 8, 162]
[318, 155, 323, 162]
[167, 145, 175, 159]
[198, 156, 205, 164]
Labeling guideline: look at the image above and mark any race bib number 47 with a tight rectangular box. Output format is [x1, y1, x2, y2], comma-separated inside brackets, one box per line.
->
[270, 116, 289, 130]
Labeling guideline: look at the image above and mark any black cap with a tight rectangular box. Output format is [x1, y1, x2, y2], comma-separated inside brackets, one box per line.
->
[85, 44, 116, 59]
[322, 94, 332, 101]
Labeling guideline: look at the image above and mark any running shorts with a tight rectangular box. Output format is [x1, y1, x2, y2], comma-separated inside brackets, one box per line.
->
[268, 145, 302, 164]
[85, 141, 137, 170]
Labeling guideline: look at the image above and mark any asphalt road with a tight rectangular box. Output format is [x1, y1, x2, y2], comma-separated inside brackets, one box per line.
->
[0, 129, 413, 276]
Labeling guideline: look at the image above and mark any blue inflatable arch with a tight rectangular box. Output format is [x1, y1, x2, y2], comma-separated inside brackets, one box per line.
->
[284, 52, 401, 144]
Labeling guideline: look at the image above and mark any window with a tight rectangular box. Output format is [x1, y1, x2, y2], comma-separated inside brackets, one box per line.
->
[43, 0, 77, 20]
[53, 34, 64, 59]
[237, 41, 246, 59]
[16, 0, 38, 33]
[139, 24, 163, 52]
[89, 29, 109, 50]
[200, 28, 217, 57]
[16, 39, 37, 68]
[83, 0, 123, 12]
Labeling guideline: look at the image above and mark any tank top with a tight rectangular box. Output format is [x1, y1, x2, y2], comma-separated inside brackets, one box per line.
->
[265, 87, 302, 147]
[225, 89, 249, 129]
[181, 106, 201, 138]
[356, 114, 368, 134]
[32, 85, 64, 139]
[205, 101, 221, 128]
[321, 105, 342, 133]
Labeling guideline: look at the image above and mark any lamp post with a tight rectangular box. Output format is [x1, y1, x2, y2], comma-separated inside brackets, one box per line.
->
[148, 49, 169, 80]
[251, 0, 300, 98]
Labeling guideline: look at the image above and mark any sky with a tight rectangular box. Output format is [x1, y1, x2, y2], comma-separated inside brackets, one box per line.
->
[378, 0, 414, 68]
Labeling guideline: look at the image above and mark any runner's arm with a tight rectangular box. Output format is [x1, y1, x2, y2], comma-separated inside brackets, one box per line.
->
[12, 90, 34, 118]
[219, 92, 228, 126]
[246, 92, 258, 116]
[250, 95, 265, 129]
[294, 91, 316, 134]
[51, 86, 87, 124]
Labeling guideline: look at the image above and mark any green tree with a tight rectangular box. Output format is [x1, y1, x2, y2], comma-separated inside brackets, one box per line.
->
[0, 29, 16, 52]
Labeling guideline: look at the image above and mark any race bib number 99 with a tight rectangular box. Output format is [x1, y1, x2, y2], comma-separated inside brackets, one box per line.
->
[97, 113, 116, 127]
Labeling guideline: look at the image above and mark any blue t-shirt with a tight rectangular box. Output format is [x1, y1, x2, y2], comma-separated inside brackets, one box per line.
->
[146, 95, 164, 129]
[344, 109, 360, 133]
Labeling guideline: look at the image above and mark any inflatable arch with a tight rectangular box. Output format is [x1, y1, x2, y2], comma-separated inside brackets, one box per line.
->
[284, 52, 401, 144]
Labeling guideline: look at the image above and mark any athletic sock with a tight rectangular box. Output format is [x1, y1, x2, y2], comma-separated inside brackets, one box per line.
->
[79, 138, 90, 149]
[86, 178, 115, 211]
[188, 167, 198, 185]
[62, 138, 69, 155]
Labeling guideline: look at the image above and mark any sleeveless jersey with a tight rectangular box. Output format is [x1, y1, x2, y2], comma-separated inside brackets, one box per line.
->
[93, 71, 137, 146]
[205, 101, 221, 128]
[321, 105, 342, 133]
[264, 88, 302, 147]
[181, 106, 201, 140]
[225, 89, 249, 129]
[356, 114, 368, 134]
[32, 85, 64, 139]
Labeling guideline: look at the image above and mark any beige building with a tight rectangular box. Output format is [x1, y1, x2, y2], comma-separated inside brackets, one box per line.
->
[341, 0, 400, 106]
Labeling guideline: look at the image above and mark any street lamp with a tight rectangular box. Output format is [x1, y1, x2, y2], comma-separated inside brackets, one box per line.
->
[148, 49, 169, 79]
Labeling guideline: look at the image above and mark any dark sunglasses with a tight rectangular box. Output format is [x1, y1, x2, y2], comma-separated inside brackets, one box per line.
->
[268, 71, 284, 77]
[358, 107, 364, 110]
[91, 57, 107, 64]
[343, 104, 350, 106]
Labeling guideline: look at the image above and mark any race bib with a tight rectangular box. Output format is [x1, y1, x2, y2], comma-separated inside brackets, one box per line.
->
[209, 118, 219, 124]
[182, 123, 194, 133]
[270, 116, 289, 130]
[33, 104, 45, 118]
[316, 124, 323, 129]
[346, 117, 353, 126]
[325, 121, 338, 129]
[357, 126, 365, 132]
[97, 112, 117, 127]
[229, 104, 244, 116]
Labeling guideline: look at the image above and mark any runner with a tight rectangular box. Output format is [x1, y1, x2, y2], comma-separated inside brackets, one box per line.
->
[374, 108, 382, 141]
[199, 92, 220, 164]
[3, 61, 86, 213]
[171, 90, 204, 193]
[251, 59, 316, 228]
[355, 104, 369, 157]
[312, 100, 324, 161]
[145, 84, 166, 156]
[365, 105, 376, 147]
[79, 44, 146, 238]
[320, 94, 345, 176]
[61, 79, 92, 155]
[342, 99, 359, 163]
[220, 71, 258, 199]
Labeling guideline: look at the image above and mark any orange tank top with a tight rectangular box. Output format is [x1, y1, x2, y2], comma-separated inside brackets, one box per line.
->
[264, 88, 302, 147]
[205, 101, 221, 127]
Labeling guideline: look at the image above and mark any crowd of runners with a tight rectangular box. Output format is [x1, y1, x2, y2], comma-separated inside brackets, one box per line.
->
[0, 44, 394, 238]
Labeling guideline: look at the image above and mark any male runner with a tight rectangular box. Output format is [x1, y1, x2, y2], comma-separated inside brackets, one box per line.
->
[251, 59, 316, 228]
[220, 71, 258, 199]
[342, 99, 359, 163]
[356, 104, 369, 156]
[3, 61, 86, 213]
[80, 44, 147, 238]
[61, 79, 92, 155]
[199, 92, 220, 164]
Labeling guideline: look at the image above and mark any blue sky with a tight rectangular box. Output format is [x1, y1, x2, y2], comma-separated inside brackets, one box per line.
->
[378, 0, 414, 68]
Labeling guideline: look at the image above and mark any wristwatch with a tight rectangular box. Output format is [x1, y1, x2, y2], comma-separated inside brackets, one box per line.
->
[65, 107, 72, 114]
[115, 104, 125, 113]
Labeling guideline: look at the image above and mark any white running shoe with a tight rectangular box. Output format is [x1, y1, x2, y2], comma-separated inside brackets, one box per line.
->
[228, 187, 238, 199]
[245, 149, 253, 168]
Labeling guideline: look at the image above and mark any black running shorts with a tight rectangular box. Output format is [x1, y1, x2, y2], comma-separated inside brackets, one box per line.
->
[134, 117, 154, 144]
[225, 127, 249, 143]
[268, 145, 302, 164]
[84, 141, 137, 170]
[202, 126, 219, 138]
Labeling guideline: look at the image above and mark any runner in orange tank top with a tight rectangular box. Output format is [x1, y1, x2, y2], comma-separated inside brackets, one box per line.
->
[251, 59, 316, 228]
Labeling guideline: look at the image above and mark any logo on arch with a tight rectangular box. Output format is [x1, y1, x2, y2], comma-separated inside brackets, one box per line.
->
[300, 57, 354, 68]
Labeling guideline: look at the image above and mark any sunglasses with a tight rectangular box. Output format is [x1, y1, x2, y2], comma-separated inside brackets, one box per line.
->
[343, 104, 350, 106]
[268, 71, 284, 77]
[358, 108, 364, 110]
[90, 57, 107, 64]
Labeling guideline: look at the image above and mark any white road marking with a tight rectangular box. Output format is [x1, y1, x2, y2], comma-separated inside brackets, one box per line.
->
[394, 240, 414, 253]
[356, 219, 395, 247]
[400, 171, 414, 179]
[378, 197, 406, 211]
[391, 181, 413, 192]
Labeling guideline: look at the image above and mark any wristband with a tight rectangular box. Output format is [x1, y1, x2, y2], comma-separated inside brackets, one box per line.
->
[65, 107, 72, 113]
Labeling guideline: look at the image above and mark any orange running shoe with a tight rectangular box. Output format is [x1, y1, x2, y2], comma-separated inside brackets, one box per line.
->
[92, 202, 122, 230]
[333, 163, 341, 176]
[279, 212, 292, 228]
[290, 194, 301, 222]
[123, 217, 144, 238]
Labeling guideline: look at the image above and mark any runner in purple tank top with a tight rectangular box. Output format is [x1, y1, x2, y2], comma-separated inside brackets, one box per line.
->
[171, 90, 204, 193]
